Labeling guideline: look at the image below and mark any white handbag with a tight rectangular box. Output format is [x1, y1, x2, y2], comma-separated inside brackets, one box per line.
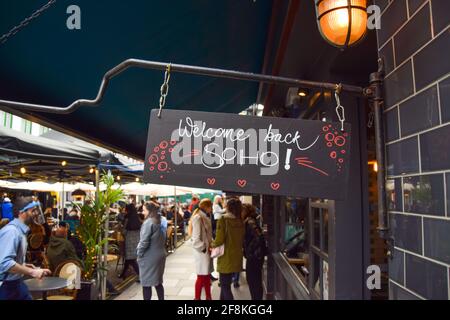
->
[210, 244, 224, 258]
[210, 217, 227, 258]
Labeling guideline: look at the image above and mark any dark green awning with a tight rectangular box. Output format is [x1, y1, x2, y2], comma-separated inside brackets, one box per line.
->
[0, 0, 272, 159]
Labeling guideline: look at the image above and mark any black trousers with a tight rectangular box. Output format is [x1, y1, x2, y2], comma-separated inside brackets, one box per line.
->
[143, 284, 164, 300]
[246, 258, 264, 300]
[219, 273, 234, 300]
[120, 259, 140, 278]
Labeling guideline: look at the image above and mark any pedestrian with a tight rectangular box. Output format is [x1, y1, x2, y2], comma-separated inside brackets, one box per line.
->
[1, 197, 13, 222]
[137, 202, 167, 301]
[0, 197, 51, 300]
[182, 203, 191, 234]
[119, 204, 142, 279]
[211, 198, 245, 300]
[242, 204, 267, 300]
[46, 225, 82, 272]
[189, 195, 200, 213]
[191, 199, 214, 300]
[212, 195, 226, 237]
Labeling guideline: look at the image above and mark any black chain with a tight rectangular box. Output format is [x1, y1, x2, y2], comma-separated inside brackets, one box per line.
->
[0, 0, 57, 45]
[367, 110, 375, 128]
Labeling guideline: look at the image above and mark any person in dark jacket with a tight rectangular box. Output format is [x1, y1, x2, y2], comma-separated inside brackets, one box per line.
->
[46, 226, 82, 272]
[118, 204, 142, 279]
[58, 222, 85, 260]
[242, 204, 267, 300]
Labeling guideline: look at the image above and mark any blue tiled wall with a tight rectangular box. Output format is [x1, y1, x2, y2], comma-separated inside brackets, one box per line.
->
[376, 0, 450, 300]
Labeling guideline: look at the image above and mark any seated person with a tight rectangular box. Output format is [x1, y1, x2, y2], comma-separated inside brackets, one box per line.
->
[0, 218, 9, 230]
[46, 225, 82, 272]
[59, 222, 85, 260]
[66, 208, 80, 221]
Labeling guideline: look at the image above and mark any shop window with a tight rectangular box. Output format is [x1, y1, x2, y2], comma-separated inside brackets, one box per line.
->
[281, 197, 333, 299]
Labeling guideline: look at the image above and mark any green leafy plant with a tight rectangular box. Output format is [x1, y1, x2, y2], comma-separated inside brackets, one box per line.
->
[75, 172, 125, 280]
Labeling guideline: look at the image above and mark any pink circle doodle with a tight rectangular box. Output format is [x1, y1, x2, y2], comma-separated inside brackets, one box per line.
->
[334, 136, 346, 147]
[330, 151, 337, 159]
[153, 146, 160, 153]
[159, 141, 169, 149]
[338, 158, 344, 163]
[148, 154, 159, 165]
[325, 133, 335, 142]
[327, 142, 333, 147]
[158, 162, 168, 172]
[322, 126, 329, 132]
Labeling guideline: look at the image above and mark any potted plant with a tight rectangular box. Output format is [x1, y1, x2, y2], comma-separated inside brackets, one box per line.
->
[75, 172, 125, 300]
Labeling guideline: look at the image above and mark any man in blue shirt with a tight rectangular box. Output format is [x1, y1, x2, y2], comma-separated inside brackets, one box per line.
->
[0, 198, 51, 300]
[1, 197, 13, 221]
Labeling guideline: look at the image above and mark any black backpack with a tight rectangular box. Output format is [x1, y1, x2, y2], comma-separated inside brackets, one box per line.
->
[244, 219, 268, 260]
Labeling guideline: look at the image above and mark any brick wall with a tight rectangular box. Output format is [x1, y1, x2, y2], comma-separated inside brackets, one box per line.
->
[376, 0, 450, 300]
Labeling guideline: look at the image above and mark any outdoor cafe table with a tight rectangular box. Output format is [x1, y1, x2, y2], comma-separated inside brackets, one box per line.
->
[25, 277, 69, 300]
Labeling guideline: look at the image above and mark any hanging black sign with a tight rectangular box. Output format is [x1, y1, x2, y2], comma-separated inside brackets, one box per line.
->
[144, 109, 351, 199]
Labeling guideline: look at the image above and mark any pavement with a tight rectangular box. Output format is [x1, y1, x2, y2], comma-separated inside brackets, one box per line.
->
[114, 241, 251, 300]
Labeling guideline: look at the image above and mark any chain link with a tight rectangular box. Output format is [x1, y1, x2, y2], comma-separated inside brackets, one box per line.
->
[0, 0, 57, 45]
[158, 64, 171, 118]
[334, 85, 345, 132]
[367, 110, 375, 128]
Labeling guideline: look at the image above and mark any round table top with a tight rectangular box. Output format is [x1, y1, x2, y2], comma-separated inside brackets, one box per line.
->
[25, 277, 69, 292]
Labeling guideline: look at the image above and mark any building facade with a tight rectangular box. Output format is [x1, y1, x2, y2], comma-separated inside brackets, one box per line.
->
[259, 0, 449, 300]
[377, 0, 450, 300]
[0, 110, 50, 136]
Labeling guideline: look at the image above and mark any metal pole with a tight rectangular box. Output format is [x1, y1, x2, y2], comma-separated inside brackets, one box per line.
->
[102, 205, 109, 300]
[174, 186, 177, 250]
[60, 183, 64, 222]
[0, 59, 366, 115]
[94, 166, 102, 299]
[369, 60, 391, 246]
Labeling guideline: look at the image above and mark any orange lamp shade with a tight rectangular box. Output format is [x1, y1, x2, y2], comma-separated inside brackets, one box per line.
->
[316, 0, 368, 48]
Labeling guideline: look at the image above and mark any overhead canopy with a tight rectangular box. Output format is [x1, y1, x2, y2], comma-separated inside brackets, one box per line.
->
[0, 127, 141, 183]
[0, 127, 99, 163]
[0, 1, 272, 159]
[120, 183, 220, 197]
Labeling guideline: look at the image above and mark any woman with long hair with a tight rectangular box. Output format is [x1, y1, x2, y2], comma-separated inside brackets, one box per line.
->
[211, 198, 244, 300]
[190, 199, 213, 300]
[242, 204, 267, 300]
[118, 204, 142, 279]
[136, 202, 167, 300]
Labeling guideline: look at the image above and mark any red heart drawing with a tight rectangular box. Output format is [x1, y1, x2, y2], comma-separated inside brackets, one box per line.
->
[207, 178, 216, 185]
[270, 182, 280, 191]
[237, 179, 247, 188]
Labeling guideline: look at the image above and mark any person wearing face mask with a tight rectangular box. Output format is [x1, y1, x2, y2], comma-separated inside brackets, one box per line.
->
[0, 197, 51, 300]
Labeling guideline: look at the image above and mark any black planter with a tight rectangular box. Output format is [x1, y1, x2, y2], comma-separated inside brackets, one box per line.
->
[77, 280, 98, 300]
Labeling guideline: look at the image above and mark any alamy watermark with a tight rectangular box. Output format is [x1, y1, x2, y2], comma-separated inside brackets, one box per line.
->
[66, 5, 81, 30]
[367, 265, 381, 290]
[367, 5, 382, 30]
[65, 4, 381, 31]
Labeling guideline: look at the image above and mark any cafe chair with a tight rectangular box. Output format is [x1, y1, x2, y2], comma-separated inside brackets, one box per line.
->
[41, 254, 51, 270]
[166, 225, 175, 253]
[115, 237, 125, 273]
[45, 260, 82, 300]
